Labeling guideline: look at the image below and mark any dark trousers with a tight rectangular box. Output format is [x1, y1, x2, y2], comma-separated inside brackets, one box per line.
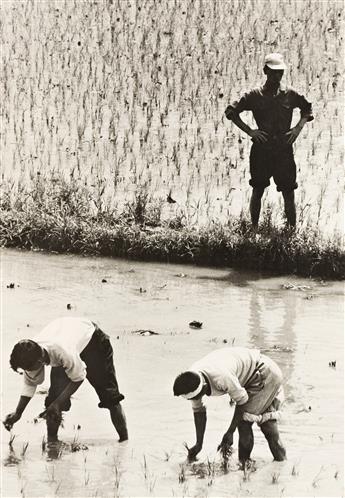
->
[45, 326, 124, 411]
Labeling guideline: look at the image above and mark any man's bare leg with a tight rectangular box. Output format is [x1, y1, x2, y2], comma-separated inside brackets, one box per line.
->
[260, 419, 286, 461]
[250, 188, 265, 228]
[282, 190, 296, 227]
[46, 411, 62, 443]
[109, 403, 128, 442]
[238, 420, 254, 467]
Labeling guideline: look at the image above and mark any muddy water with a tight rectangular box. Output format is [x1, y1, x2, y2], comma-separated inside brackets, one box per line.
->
[1, 248, 343, 497]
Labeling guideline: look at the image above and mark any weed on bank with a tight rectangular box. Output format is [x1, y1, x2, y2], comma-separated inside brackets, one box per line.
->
[1, 177, 343, 279]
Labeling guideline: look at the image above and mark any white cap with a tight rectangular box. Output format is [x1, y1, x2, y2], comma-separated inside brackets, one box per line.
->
[264, 53, 286, 70]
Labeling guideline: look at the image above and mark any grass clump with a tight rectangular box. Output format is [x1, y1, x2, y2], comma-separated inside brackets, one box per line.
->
[0, 177, 344, 279]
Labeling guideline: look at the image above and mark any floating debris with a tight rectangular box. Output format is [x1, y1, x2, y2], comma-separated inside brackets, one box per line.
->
[262, 345, 294, 353]
[7, 283, 15, 289]
[131, 329, 159, 336]
[281, 282, 312, 291]
[329, 361, 337, 368]
[139, 287, 146, 293]
[101, 278, 107, 283]
[167, 191, 177, 204]
[175, 273, 187, 278]
[189, 321, 203, 329]
[156, 283, 167, 290]
[296, 406, 312, 414]
[71, 441, 88, 452]
[66, 303, 72, 310]
[303, 295, 315, 300]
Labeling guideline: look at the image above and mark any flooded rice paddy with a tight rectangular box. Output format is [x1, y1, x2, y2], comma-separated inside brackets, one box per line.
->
[1, 248, 344, 497]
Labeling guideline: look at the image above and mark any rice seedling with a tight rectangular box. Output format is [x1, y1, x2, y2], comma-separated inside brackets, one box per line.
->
[19, 483, 26, 498]
[242, 459, 255, 482]
[219, 443, 233, 473]
[20, 442, 29, 458]
[54, 482, 62, 496]
[271, 471, 280, 484]
[45, 464, 56, 483]
[112, 458, 122, 496]
[312, 465, 325, 488]
[162, 450, 173, 461]
[178, 464, 186, 484]
[291, 463, 299, 476]
[84, 469, 90, 486]
[141, 454, 157, 493]
[9, 433, 16, 448]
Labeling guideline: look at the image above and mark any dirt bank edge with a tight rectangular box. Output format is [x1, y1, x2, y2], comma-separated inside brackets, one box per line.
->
[1, 210, 344, 279]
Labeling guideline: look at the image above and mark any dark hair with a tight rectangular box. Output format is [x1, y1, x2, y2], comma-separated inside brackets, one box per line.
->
[263, 65, 284, 75]
[173, 371, 200, 396]
[10, 340, 42, 372]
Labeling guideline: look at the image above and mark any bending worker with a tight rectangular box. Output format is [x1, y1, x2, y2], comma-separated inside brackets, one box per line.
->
[173, 346, 286, 467]
[4, 317, 128, 443]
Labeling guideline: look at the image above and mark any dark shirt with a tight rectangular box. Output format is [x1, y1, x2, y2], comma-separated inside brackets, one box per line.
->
[227, 85, 313, 143]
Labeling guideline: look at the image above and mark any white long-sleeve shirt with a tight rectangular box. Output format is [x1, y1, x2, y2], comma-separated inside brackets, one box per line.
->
[22, 317, 95, 397]
[190, 347, 260, 412]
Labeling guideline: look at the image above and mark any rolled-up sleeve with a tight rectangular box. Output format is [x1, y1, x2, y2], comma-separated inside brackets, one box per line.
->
[61, 352, 87, 382]
[225, 91, 255, 120]
[292, 91, 314, 121]
[216, 375, 249, 405]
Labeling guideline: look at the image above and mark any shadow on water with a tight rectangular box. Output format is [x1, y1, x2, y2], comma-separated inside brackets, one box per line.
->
[196, 268, 274, 287]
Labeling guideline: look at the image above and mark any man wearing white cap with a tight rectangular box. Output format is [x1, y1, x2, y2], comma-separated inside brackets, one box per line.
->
[225, 53, 313, 228]
[173, 347, 286, 466]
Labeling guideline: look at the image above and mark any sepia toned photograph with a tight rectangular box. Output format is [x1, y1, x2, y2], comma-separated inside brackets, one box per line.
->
[1, 0, 344, 497]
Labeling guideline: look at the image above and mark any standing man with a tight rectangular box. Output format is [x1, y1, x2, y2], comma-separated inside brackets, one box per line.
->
[3, 317, 128, 443]
[225, 53, 313, 228]
[173, 347, 286, 467]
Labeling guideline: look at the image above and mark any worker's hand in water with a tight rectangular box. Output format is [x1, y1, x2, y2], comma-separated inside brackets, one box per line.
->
[3, 412, 21, 431]
[185, 443, 202, 462]
[217, 432, 233, 458]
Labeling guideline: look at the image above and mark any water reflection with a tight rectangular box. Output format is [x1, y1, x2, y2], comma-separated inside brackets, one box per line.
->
[196, 268, 271, 287]
[248, 288, 297, 400]
[45, 441, 64, 461]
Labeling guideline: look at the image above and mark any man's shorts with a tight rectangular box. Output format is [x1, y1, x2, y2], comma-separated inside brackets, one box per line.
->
[45, 325, 125, 411]
[249, 143, 298, 192]
[241, 354, 284, 416]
